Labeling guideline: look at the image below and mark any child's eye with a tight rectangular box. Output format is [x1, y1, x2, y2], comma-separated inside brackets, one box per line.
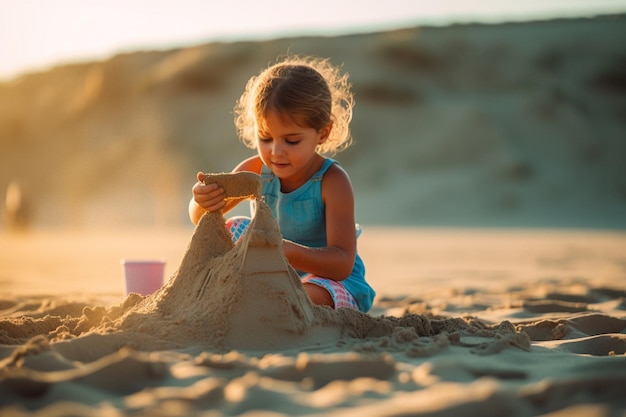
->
[258, 136, 272, 143]
[286, 139, 300, 145]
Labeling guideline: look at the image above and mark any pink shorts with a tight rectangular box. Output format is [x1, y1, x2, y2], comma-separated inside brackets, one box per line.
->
[302, 276, 359, 310]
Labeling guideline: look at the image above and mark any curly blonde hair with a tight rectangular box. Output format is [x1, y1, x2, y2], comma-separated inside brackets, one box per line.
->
[234, 55, 354, 155]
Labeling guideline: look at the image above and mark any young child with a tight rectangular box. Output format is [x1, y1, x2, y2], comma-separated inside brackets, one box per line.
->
[189, 55, 375, 312]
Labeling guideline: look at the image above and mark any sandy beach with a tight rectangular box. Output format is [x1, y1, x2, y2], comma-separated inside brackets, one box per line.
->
[1, 220, 625, 416]
[1, 13, 626, 417]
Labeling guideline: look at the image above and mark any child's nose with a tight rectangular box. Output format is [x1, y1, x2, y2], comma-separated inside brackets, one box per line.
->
[271, 141, 284, 156]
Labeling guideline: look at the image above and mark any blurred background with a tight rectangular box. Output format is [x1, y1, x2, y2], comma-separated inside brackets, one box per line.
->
[2, 0, 626, 232]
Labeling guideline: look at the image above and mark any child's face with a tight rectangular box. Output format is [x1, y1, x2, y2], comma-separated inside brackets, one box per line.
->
[255, 111, 329, 185]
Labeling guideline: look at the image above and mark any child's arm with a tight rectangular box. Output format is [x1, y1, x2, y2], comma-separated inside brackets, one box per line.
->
[282, 164, 357, 281]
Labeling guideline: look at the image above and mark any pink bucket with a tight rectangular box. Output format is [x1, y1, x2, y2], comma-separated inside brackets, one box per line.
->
[121, 260, 165, 296]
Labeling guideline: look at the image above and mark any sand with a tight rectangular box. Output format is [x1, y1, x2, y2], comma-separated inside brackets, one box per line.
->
[1, 173, 625, 416]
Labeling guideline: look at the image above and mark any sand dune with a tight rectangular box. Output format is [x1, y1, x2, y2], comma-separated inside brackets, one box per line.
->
[1, 15, 625, 229]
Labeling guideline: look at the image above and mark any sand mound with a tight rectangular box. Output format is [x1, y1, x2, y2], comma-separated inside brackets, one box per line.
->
[110, 171, 336, 352]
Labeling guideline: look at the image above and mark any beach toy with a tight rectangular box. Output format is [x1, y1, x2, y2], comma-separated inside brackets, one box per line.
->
[121, 260, 166, 296]
[226, 216, 251, 244]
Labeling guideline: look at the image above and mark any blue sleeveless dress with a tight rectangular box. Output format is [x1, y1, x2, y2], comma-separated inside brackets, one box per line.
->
[260, 158, 376, 312]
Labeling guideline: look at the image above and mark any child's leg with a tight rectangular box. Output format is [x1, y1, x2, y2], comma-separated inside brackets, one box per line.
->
[301, 276, 359, 310]
[302, 225, 361, 308]
[303, 282, 334, 307]
[225, 216, 251, 244]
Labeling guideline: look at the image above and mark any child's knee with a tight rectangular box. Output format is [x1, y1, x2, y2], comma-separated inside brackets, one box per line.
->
[303, 283, 334, 308]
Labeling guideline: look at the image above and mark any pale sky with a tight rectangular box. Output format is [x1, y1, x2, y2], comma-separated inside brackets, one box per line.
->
[1, 0, 625, 81]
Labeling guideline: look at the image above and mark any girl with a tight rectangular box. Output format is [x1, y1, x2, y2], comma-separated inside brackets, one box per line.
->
[189, 55, 375, 312]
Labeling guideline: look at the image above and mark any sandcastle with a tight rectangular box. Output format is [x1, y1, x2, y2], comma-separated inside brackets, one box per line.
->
[107, 171, 342, 351]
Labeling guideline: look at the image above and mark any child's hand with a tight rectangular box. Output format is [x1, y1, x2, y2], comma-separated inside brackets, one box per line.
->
[192, 172, 226, 213]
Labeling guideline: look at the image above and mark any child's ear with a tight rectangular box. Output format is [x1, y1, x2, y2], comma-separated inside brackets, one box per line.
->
[319, 122, 333, 143]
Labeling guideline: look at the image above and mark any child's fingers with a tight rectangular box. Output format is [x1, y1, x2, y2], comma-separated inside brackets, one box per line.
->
[206, 199, 226, 213]
[193, 173, 226, 212]
[204, 183, 225, 199]
[203, 190, 226, 212]
[193, 181, 221, 196]
[197, 184, 225, 211]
